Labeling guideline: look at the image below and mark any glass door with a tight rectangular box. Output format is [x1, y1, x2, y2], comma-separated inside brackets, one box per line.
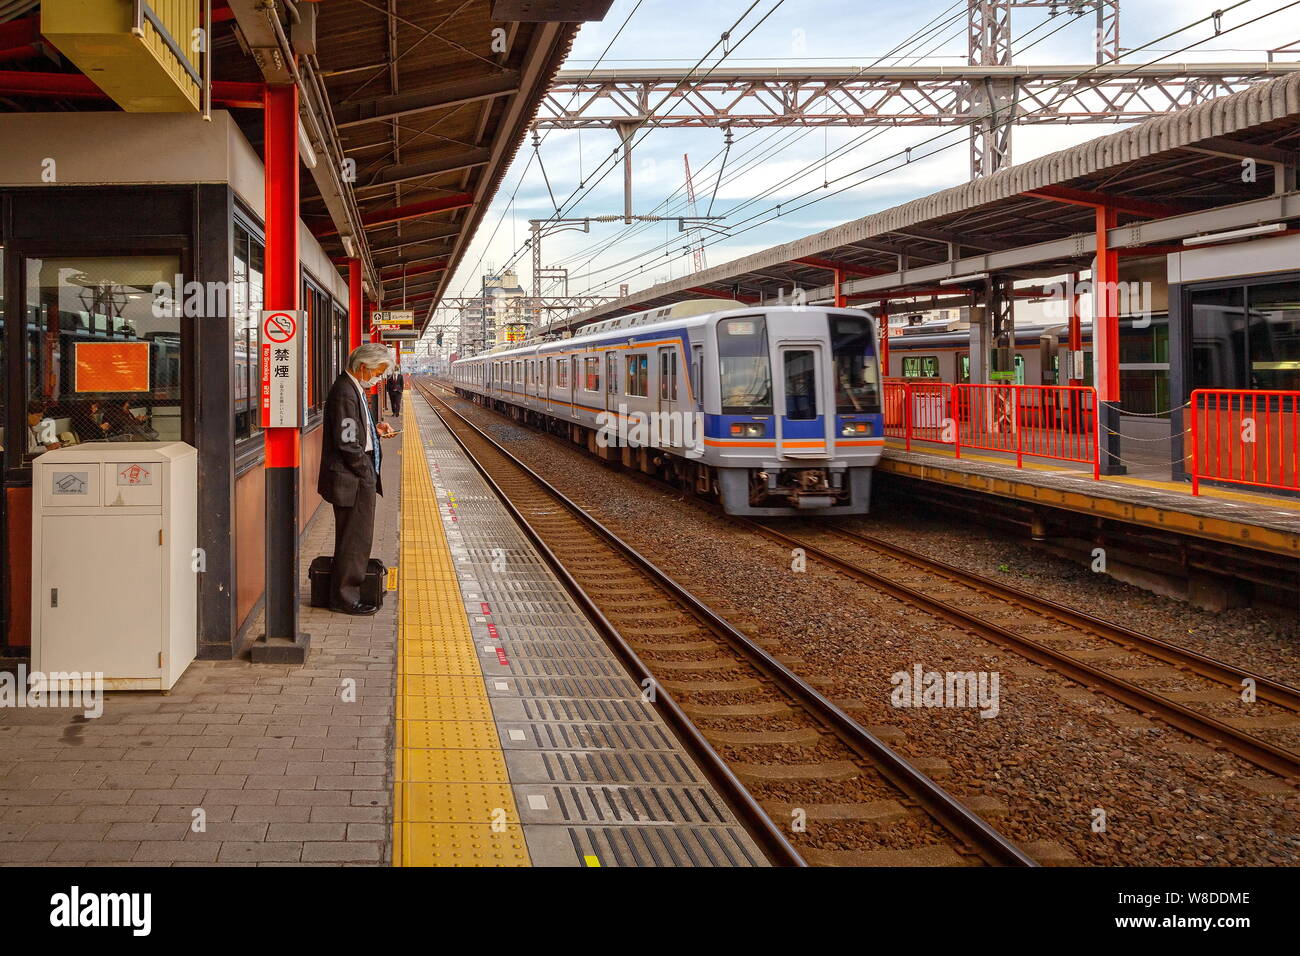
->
[778, 345, 829, 458]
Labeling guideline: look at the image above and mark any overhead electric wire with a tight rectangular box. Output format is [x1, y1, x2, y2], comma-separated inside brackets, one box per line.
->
[548, 4, 1074, 291]
[533, 0, 975, 289]
[567, 0, 1296, 302]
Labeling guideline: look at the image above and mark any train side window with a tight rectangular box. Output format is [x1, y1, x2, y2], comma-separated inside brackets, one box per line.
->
[959, 355, 971, 383]
[901, 355, 939, 378]
[625, 354, 648, 396]
[1013, 353, 1025, 385]
[607, 352, 618, 393]
[584, 356, 600, 392]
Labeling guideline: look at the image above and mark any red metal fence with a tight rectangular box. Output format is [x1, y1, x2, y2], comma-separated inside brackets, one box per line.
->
[1190, 389, 1300, 495]
[883, 380, 1099, 478]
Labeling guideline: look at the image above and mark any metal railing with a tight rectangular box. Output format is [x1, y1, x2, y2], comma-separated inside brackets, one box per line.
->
[883, 380, 1100, 478]
[1190, 388, 1300, 495]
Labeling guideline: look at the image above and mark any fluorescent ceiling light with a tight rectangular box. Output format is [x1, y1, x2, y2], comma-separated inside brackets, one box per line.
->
[939, 272, 989, 286]
[1183, 223, 1286, 246]
[297, 119, 318, 170]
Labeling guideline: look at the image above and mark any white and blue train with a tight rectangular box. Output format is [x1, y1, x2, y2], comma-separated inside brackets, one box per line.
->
[449, 300, 884, 515]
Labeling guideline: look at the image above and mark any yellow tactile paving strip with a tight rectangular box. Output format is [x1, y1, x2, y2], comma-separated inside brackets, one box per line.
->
[392, 413, 531, 867]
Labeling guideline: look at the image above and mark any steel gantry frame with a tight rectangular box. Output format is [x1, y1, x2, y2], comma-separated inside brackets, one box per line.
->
[533, 2, 1297, 178]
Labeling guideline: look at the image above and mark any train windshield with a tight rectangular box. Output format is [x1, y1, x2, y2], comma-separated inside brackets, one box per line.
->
[831, 315, 880, 412]
[718, 316, 773, 413]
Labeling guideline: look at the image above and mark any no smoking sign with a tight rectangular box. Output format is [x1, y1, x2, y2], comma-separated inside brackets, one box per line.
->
[259, 310, 307, 428]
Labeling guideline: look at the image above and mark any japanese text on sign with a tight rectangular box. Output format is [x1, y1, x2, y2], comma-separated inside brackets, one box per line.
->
[259, 310, 307, 428]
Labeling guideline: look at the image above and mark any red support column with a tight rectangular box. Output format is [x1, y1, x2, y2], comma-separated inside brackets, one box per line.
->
[879, 299, 890, 377]
[347, 258, 362, 351]
[1094, 205, 1124, 474]
[255, 81, 310, 662]
[833, 267, 846, 309]
[1067, 270, 1083, 386]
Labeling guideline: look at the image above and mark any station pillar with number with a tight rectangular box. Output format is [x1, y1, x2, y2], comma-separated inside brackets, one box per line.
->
[254, 80, 310, 663]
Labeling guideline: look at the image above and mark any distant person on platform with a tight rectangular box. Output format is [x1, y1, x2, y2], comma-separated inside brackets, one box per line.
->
[319, 343, 397, 616]
[386, 371, 403, 417]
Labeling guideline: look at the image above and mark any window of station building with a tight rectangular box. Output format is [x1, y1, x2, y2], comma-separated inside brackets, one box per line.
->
[783, 350, 818, 420]
[625, 353, 649, 397]
[584, 356, 600, 392]
[22, 254, 183, 462]
[232, 222, 265, 443]
[302, 277, 336, 414]
[718, 316, 772, 414]
[333, 302, 348, 387]
[1118, 314, 1171, 416]
[1189, 285, 1248, 391]
[1246, 279, 1300, 391]
[831, 314, 880, 413]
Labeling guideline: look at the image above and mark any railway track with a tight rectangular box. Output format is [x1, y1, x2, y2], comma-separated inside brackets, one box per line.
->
[415, 381, 1037, 867]
[728, 519, 1300, 781]
[426, 379, 1300, 785]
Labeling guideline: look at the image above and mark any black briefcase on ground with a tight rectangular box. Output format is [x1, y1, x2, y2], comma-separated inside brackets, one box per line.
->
[308, 556, 389, 609]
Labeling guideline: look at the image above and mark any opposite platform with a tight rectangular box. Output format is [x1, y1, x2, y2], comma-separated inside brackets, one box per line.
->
[392, 393, 767, 867]
[880, 443, 1300, 559]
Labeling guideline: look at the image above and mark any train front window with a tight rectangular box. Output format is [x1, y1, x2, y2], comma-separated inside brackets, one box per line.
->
[783, 350, 818, 420]
[831, 315, 880, 412]
[22, 254, 183, 462]
[718, 316, 772, 413]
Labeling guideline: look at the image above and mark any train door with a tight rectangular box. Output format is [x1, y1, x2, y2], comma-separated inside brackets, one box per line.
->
[776, 344, 831, 459]
[543, 355, 552, 413]
[570, 356, 579, 418]
[691, 343, 703, 409]
[657, 347, 678, 417]
[605, 351, 617, 414]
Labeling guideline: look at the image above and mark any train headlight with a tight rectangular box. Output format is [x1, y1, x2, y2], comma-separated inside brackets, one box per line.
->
[730, 422, 765, 438]
[841, 421, 872, 437]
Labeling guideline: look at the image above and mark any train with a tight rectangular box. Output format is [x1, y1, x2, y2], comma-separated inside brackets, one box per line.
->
[450, 300, 885, 515]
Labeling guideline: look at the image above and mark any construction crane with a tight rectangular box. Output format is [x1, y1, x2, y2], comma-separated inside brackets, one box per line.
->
[683, 153, 707, 272]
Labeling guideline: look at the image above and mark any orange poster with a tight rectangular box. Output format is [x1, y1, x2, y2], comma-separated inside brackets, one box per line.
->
[74, 341, 151, 393]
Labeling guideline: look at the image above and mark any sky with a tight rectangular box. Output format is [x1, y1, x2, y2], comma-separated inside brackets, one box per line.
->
[433, 0, 1300, 339]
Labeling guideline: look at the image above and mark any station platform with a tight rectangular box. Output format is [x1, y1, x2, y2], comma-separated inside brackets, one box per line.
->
[879, 441, 1300, 559]
[393, 396, 766, 867]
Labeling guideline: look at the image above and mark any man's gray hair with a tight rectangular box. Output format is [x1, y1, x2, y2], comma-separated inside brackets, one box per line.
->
[347, 343, 394, 372]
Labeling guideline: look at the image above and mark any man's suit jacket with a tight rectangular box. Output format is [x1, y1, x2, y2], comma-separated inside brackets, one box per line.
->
[318, 373, 383, 505]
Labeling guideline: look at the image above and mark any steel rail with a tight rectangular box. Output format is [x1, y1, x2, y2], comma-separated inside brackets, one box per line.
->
[417, 381, 1038, 867]
[732, 518, 1300, 781]
[819, 523, 1300, 713]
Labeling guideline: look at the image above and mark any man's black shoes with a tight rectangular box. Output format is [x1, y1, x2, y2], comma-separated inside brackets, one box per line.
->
[330, 601, 379, 616]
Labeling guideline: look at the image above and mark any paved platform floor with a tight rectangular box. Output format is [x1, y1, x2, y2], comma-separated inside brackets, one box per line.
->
[0, 422, 402, 866]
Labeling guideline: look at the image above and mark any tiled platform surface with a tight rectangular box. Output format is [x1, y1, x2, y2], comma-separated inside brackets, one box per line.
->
[881, 444, 1300, 555]
[395, 394, 766, 867]
[0, 420, 401, 866]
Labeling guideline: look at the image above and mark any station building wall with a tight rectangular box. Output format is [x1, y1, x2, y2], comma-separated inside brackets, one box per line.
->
[0, 112, 352, 658]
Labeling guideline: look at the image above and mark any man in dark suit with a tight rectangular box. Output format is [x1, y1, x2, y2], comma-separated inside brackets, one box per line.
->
[318, 343, 397, 615]
[385, 372, 403, 416]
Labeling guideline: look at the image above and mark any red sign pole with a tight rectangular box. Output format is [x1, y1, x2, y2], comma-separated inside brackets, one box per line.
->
[254, 80, 310, 663]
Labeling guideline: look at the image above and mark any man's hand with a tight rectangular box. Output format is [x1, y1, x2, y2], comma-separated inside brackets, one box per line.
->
[376, 422, 396, 438]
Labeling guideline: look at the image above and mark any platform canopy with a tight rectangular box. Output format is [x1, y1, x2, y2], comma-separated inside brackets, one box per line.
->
[0, 0, 612, 333]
